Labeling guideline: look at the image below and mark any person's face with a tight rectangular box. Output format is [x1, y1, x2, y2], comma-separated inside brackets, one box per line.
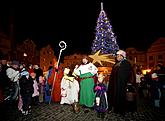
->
[98, 77, 104, 83]
[82, 58, 88, 64]
[98, 74, 104, 83]
[156, 66, 161, 70]
[64, 68, 70, 75]
[13, 64, 18, 69]
[29, 65, 32, 69]
[20, 65, 23, 69]
[31, 73, 36, 79]
[116, 54, 123, 62]
[1, 60, 7, 65]
[34, 65, 38, 69]
[54, 62, 58, 68]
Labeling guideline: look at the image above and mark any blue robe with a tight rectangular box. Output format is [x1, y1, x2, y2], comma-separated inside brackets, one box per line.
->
[44, 68, 53, 103]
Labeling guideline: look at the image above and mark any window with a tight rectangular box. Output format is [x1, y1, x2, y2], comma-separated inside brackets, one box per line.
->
[158, 55, 163, 60]
[129, 56, 133, 60]
[149, 56, 153, 60]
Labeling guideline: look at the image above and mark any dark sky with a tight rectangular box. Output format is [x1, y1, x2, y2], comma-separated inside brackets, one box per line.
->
[0, 1, 165, 56]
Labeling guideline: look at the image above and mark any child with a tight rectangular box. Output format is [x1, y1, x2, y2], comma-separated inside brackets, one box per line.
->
[60, 67, 79, 105]
[19, 65, 34, 115]
[94, 73, 108, 119]
[39, 76, 45, 103]
[31, 72, 39, 105]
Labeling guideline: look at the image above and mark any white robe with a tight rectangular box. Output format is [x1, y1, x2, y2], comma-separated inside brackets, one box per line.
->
[60, 78, 79, 104]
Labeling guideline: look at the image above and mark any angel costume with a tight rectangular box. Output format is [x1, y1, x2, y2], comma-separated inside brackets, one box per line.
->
[60, 68, 79, 105]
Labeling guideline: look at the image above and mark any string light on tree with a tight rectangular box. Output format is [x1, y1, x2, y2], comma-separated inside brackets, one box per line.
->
[91, 2, 119, 55]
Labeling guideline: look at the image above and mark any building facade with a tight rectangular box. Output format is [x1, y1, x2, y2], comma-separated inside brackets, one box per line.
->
[126, 37, 165, 71]
[126, 47, 147, 69]
[16, 39, 40, 65]
[147, 37, 165, 69]
[62, 53, 87, 70]
[40, 45, 56, 72]
[0, 32, 11, 59]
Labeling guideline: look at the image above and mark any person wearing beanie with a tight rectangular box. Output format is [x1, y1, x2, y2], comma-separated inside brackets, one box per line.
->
[107, 50, 136, 116]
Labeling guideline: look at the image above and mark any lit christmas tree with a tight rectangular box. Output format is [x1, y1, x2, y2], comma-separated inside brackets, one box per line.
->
[91, 2, 119, 55]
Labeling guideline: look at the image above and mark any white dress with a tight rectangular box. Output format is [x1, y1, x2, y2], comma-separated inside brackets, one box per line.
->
[60, 77, 79, 104]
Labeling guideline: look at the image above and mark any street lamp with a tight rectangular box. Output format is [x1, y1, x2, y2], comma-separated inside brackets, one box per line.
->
[23, 53, 27, 63]
[23, 53, 27, 57]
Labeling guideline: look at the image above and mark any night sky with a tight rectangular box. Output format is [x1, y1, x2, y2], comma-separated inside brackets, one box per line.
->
[0, 1, 165, 56]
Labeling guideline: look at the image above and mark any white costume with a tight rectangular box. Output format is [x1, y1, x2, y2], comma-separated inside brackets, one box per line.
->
[73, 62, 98, 76]
[60, 68, 79, 105]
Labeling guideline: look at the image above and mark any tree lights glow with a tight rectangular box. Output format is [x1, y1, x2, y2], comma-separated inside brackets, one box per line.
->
[91, 2, 119, 55]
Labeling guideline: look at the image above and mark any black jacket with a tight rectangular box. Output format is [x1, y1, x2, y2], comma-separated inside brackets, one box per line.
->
[19, 76, 34, 95]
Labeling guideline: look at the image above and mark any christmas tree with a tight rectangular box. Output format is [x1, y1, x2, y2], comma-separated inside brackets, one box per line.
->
[91, 2, 119, 55]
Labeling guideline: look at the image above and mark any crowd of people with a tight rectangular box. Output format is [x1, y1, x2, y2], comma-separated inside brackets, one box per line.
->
[0, 50, 165, 119]
[0, 60, 44, 115]
[136, 63, 165, 111]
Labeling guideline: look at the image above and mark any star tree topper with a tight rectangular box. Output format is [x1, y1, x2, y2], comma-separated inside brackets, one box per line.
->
[89, 50, 115, 66]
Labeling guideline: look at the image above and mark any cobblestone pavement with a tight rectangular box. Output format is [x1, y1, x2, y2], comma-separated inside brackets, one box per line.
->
[1, 98, 165, 121]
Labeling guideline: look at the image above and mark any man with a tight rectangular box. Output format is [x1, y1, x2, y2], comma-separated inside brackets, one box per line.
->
[153, 64, 165, 111]
[107, 50, 136, 115]
[48, 60, 63, 102]
[0, 58, 9, 102]
[73, 56, 98, 112]
[6, 60, 20, 101]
